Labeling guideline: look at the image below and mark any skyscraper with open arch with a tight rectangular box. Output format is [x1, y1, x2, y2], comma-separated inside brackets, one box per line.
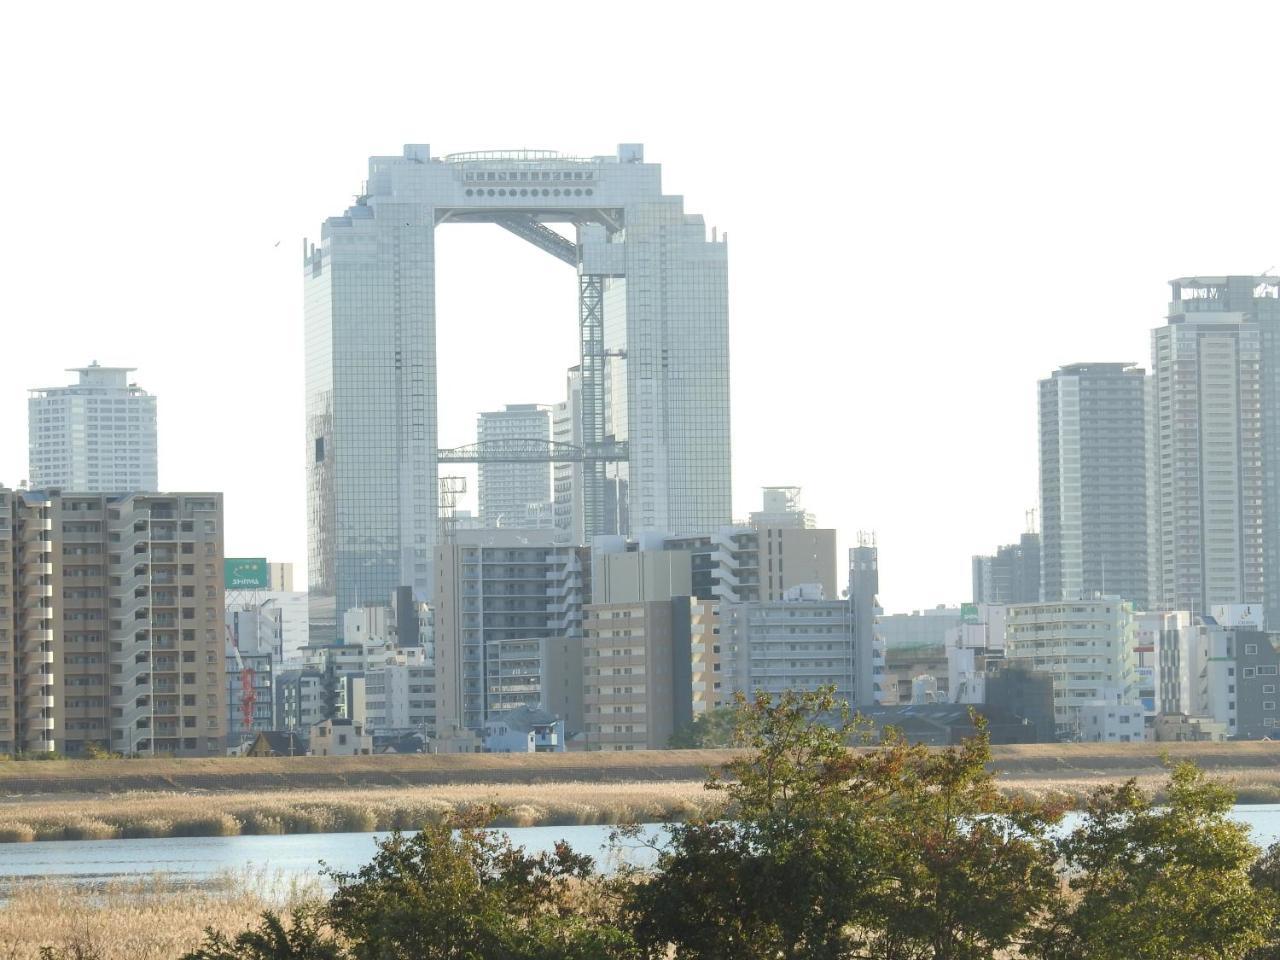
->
[304, 144, 731, 635]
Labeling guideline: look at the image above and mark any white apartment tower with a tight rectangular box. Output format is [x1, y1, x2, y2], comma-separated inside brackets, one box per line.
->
[1148, 283, 1264, 614]
[1005, 599, 1138, 739]
[477, 404, 553, 528]
[28, 363, 158, 493]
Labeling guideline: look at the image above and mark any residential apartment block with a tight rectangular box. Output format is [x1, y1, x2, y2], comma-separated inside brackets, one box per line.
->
[434, 530, 587, 732]
[0, 488, 225, 756]
[1004, 599, 1137, 739]
[582, 547, 692, 751]
[723, 589, 856, 706]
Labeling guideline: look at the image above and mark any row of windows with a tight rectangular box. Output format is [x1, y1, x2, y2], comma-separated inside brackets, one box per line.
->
[462, 170, 594, 182]
[464, 187, 593, 198]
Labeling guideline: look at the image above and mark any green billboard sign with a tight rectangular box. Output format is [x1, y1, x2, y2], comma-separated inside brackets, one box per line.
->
[225, 558, 269, 589]
[960, 602, 979, 624]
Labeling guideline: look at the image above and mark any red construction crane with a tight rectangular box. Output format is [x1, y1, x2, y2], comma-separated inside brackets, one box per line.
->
[227, 625, 258, 736]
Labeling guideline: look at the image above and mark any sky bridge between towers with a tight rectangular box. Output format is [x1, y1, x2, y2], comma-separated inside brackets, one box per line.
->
[437, 438, 629, 464]
[304, 142, 731, 625]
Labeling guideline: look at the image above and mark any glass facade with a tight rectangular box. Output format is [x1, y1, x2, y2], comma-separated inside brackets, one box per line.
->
[305, 145, 731, 638]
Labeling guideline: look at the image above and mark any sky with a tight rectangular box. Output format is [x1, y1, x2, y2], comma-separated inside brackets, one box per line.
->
[0, 2, 1277, 613]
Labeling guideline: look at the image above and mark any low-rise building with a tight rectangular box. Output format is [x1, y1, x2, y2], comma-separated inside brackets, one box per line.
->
[365, 650, 436, 736]
[310, 717, 372, 756]
[1075, 701, 1146, 742]
[1152, 713, 1231, 742]
[483, 705, 565, 752]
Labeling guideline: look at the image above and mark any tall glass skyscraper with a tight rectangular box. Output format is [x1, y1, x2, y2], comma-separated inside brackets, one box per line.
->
[1039, 363, 1147, 608]
[304, 144, 730, 635]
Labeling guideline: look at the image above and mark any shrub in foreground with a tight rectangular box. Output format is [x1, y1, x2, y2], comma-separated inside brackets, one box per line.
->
[181, 688, 1279, 960]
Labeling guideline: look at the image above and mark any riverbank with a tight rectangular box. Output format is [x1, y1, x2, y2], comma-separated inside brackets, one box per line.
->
[0, 781, 711, 842]
[0, 870, 321, 960]
[1, 741, 1276, 792]
[0, 742, 1276, 842]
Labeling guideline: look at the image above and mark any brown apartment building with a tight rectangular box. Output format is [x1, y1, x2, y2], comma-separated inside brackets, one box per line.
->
[0, 488, 226, 757]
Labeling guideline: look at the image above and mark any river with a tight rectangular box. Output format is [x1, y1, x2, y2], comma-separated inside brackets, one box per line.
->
[1, 807, 1278, 890]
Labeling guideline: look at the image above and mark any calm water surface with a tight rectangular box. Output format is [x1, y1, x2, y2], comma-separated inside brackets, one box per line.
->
[0, 807, 1277, 890]
[0, 823, 666, 890]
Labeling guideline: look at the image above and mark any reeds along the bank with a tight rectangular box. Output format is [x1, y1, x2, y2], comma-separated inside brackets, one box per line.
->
[0, 869, 323, 960]
[0, 768, 1276, 845]
[0, 781, 714, 843]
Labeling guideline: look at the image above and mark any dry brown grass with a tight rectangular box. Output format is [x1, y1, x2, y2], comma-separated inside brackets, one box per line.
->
[0, 870, 322, 960]
[0, 741, 1272, 796]
[0, 741, 1275, 844]
[0, 781, 715, 844]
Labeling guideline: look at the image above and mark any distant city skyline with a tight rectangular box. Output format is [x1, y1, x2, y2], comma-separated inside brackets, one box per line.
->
[0, 5, 1276, 613]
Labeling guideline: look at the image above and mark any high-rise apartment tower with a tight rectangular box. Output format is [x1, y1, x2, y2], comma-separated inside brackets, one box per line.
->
[1148, 282, 1264, 613]
[28, 363, 158, 493]
[1038, 363, 1147, 608]
[477, 404, 552, 528]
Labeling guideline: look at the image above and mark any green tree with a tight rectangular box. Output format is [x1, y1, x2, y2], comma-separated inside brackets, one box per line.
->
[628, 689, 1063, 960]
[1028, 763, 1273, 960]
[630, 688, 882, 959]
[668, 706, 737, 748]
[1247, 841, 1280, 960]
[864, 720, 1063, 960]
[324, 808, 637, 960]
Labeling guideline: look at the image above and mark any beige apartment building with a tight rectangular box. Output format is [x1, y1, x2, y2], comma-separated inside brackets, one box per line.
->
[690, 599, 727, 715]
[0, 488, 226, 757]
[583, 547, 692, 751]
[758, 526, 837, 601]
[582, 599, 689, 750]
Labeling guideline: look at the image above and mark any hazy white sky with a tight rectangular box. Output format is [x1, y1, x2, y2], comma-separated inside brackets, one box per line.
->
[1, 2, 1276, 612]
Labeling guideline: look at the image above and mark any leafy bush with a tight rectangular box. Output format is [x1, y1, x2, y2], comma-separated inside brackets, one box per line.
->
[185, 688, 1278, 960]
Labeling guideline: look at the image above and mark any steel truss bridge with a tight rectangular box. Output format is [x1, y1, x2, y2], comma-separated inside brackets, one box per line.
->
[437, 438, 628, 464]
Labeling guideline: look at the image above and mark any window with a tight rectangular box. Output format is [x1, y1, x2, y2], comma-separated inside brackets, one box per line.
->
[1246, 644, 1259, 655]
